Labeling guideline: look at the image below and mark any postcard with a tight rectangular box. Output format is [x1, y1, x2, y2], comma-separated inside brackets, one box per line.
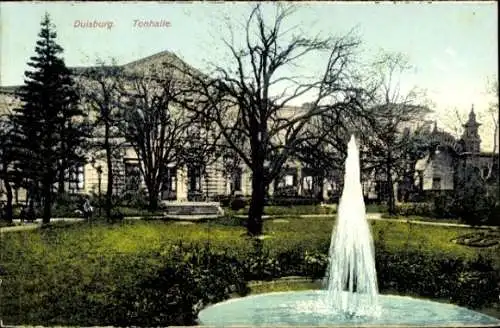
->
[0, 1, 498, 327]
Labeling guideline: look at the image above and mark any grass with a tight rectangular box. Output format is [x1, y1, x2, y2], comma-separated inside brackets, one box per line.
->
[0, 220, 16, 228]
[2, 215, 496, 268]
[226, 203, 386, 216]
[1, 216, 496, 256]
[224, 205, 331, 217]
[380, 214, 462, 224]
[0, 216, 498, 324]
[264, 216, 499, 266]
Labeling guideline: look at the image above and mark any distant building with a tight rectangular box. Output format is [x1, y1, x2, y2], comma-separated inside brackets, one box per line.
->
[414, 106, 498, 198]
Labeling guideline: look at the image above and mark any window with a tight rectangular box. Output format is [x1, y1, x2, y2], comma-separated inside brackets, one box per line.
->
[432, 177, 441, 190]
[188, 166, 202, 192]
[483, 167, 490, 178]
[284, 175, 294, 186]
[162, 167, 177, 192]
[125, 163, 141, 191]
[171, 174, 177, 191]
[68, 165, 84, 193]
[233, 168, 242, 192]
[303, 176, 313, 190]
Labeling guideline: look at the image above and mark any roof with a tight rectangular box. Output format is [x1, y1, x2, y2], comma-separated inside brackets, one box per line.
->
[0, 50, 196, 91]
[122, 50, 189, 69]
[459, 152, 499, 158]
[0, 85, 19, 94]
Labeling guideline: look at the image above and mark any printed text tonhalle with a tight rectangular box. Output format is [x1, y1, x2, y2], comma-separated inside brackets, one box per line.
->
[133, 19, 171, 28]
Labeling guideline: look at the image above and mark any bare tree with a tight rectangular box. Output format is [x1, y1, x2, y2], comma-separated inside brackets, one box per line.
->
[169, 4, 366, 236]
[442, 107, 466, 139]
[116, 64, 192, 210]
[294, 102, 375, 201]
[364, 52, 432, 213]
[78, 62, 124, 219]
[479, 76, 499, 185]
[486, 76, 499, 155]
[181, 115, 223, 201]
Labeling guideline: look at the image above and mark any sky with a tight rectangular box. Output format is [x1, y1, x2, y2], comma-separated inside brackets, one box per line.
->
[1, 1, 498, 151]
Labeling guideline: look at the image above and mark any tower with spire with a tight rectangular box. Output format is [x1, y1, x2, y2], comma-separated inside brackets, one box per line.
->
[461, 105, 481, 153]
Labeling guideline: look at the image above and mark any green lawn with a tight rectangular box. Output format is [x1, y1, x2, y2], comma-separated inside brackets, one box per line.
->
[226, 203, 387, 216]
[1, 216, 496, 267]
[264, 216, 498, 266]
[0, 216, 498, 325]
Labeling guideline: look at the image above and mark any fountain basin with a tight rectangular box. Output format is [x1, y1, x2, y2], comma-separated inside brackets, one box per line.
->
[198, 290, 500, 327]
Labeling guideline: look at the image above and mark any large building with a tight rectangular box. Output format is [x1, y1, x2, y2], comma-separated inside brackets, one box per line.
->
[0, 51, 324, 204]
[0, 50, 498, 206]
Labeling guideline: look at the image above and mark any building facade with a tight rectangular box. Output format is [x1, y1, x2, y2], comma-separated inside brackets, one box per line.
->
[414, 107, 498, 198]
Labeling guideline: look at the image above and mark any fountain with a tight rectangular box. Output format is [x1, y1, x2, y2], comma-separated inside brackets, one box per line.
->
[323, 135, 379, 317]
[198, 135, 500, 327]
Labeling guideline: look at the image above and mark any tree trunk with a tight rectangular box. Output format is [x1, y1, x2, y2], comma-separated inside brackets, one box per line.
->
[104, 123, 113, 220]
[57, 164, 65, 194]
[247, 166, 266, 236]
[147, 181, 159, 211]
[42, 176, 52, 224]
[313, 174, 325, 202]
[3, 179, 13, 223]
[205, 172, 209, 201]
[319, 174, 325, 202]
[386, 163, 396, 215]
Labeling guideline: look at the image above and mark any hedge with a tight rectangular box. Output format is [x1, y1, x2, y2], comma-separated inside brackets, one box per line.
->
[2, 245, 497, 326]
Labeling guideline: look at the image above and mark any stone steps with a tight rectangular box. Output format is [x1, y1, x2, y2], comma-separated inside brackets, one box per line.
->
[160, 201, 224, 216]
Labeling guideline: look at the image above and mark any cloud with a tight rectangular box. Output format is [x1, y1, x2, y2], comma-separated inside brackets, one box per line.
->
[445, 46, 457, 58]
[431, 46, 465, 73]
[445, 46, 466, 68]
[431, 57, 449, 72]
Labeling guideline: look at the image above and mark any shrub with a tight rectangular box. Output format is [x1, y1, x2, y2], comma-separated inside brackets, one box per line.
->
[395, 202, 433, 217]
[432, 194, 457, 218]
[213, 194, 231, 207]
[375, 250, 499, 309]
[273, 186, 298, 198]
[230, 197, 247, 211]
[53, 192, 86, 207]
[238, 243, 499, 310]
[12, 244, 249, 327]
[225, 204, 333, 216]
[109, 246, 249, 326]
[452, 166, 497, 225]
[51, 193, 87, 218]
[118, 189, 149, 209]
[302, 250, 328, 279]
[270, 197, 320, 206]
[487, 203, 500, 226]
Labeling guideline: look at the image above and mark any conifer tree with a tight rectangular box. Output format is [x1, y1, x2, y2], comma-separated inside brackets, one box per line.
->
[12, 13, 86, 224]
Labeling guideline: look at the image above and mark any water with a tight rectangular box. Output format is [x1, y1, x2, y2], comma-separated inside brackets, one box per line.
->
[198, 291, 500, 326]
[323, 135, 379, 317]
